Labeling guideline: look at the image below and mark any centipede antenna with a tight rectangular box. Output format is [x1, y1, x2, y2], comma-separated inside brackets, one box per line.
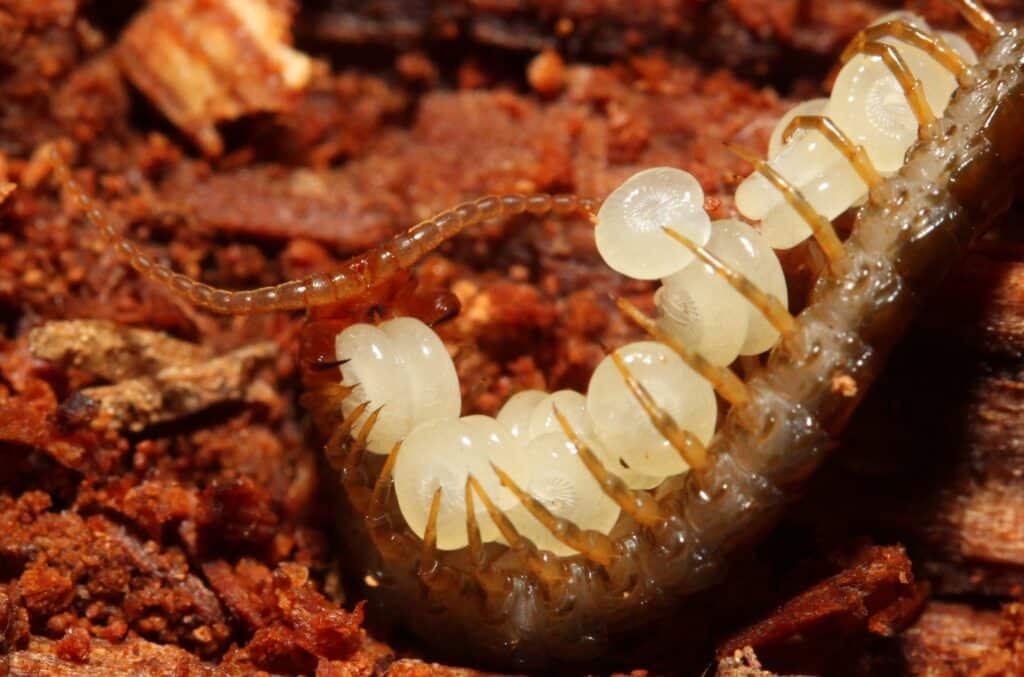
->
[946, 0, 1004, 40]
[661, 226, 800, 337]
[782, 115, 884, 189]
[488, 463, 617, 567]
[844, 20, 970, 85]
[726, 144, 849, 269]
[50, 143, 598, 315]
[606, 353, 710, 472]
[614, 297, 751, 406]
[552, 406, 664, 526]
[467, 476, 567, 585]
[844, 42, 937, 131]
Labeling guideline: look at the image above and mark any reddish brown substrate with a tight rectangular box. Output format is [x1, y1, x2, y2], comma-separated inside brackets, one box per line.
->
[3, 1, 1024, 675]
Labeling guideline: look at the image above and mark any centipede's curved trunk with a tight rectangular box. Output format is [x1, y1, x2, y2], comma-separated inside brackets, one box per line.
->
[328, 25, 1024, 672]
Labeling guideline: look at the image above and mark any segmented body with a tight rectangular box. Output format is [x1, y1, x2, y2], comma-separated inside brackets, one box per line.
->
[50, 3, 1024, 671]
[320, 17, 1024, 670]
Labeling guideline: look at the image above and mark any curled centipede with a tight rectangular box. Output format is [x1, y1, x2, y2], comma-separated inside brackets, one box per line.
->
[47, 0, 1024, 670]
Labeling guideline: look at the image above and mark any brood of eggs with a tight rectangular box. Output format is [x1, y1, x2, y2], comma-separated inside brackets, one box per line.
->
[333, 12, 977, 556]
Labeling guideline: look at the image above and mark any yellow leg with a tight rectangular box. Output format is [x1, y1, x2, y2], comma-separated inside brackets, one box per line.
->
[727, 144, 849, 270]
[615, 297, 750, 407]
[487, 464, 618, 567]
[368, 441, 401, 518]
[782, 115, 884, 189]
[840, 41, 936, 131]
[462, 480, 511, 597]
[946, 0, 1004, 40]
[551, 406, 664, 526]
[843, 20, 970, 85]
[607, 353, 710, 472]
[466, 475, 569, 585]
[662, 225, 801, 335]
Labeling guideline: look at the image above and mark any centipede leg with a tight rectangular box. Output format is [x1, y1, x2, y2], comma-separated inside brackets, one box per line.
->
[463, 479, 510, 597]
[360, 441, 421, 563]
[727, 144, 849, 269]
[550, 407, 664, 526]
[416, 488, 463, 592]
[945, 0, 1004, 39]
[467, 475, 568, 587]
[781, 115, 884, 189]
[662, 225, 801, 336]
[844, 20, 970, 84]
[614, 297, 751, 406]
[604, 352, 711, 472]
[487, 464, 618, 567]
[338, 404, 381, 514]
[841, 41, 937, 131]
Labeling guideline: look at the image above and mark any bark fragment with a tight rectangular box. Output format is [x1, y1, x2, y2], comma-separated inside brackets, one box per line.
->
[117, 0, 314, 155]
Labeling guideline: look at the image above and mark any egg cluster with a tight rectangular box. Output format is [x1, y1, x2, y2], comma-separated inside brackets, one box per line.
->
[735, 12, 977, 248]
[333, 11, 977, 558]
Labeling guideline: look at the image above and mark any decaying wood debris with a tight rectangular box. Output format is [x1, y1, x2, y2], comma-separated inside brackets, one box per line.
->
[28, 321, 277, 432]
[3, 1, 1024, 675]
[117, 0, 314, 155]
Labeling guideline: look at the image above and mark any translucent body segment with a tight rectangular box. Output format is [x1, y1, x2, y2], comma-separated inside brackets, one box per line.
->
[380, 317, 461, 424]
[527, 389, 587, 439]
[335, 324, 414, 455]
[393, 417, 510, 550]
[594, 167, 711, 280]
[496, 390, 548, 442]
[656, 220, 787, 362]
[585, 341, 716, 477]
[767, 98, 829, 159]
[503, 433, 621, 557]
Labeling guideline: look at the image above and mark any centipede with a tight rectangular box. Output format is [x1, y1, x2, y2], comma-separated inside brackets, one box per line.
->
[43, 0, 1024, 671]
